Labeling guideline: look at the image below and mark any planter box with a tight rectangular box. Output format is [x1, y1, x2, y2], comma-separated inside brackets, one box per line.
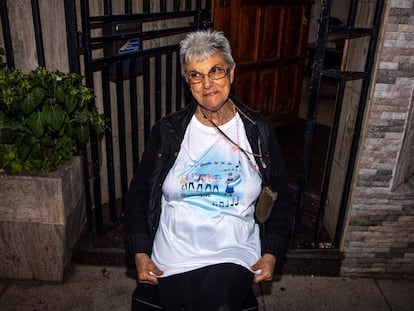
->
[0, 156, 86, 282]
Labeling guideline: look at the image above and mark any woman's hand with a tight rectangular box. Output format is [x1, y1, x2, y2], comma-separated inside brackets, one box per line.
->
[251, 253, 276, 283]
[134, 253, 163, 285]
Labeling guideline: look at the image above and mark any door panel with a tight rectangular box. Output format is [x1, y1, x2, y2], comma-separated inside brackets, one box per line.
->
[283, 6, 306, 57]
[234, 70, 257, 111]
[259, 7, 284, 61]
[276, 63, 302, 123]
[213, 0, 309, 126]
[233, 7, 260, 63]
[257, 69, 278, 116]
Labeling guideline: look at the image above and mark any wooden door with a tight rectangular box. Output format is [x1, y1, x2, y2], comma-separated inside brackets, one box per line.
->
[213, 0, 310, 127]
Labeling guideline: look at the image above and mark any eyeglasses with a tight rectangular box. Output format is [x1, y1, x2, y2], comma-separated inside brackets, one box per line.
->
[186, 67, 230, 84]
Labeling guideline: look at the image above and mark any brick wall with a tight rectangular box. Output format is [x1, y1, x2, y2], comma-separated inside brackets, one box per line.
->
[340, 0, 414, 278]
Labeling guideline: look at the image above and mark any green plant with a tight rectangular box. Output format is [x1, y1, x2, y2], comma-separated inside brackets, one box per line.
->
[0, 66, 107, 174]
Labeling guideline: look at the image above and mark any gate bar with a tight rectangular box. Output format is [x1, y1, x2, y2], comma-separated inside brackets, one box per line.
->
[129, 58, 140, 171]
[80, 0, 105, 234]
[101, 64, 117, 221]
[31, 0, 45, 67]
[64, 0, 81, 73]
[334, 0, 385, 245]
[293, 0, 332, 247]
[115, 60, 129, 206]
[0, 0, 14, 67]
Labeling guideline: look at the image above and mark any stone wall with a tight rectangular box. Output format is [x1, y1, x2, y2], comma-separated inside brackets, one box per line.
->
[4, 0, 69, 72]
[341, 0, 414, 278]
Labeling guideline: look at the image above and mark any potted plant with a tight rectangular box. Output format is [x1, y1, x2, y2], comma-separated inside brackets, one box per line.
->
[0, 67, 106, 173]
[0, 52, 107, 282]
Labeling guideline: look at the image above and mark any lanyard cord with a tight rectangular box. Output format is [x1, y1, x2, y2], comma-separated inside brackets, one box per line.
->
[198, 105, 264, 178]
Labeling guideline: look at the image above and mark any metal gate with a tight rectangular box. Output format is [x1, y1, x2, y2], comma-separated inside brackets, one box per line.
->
[78, 0, 212, 235]
[293, 0, 385, 249]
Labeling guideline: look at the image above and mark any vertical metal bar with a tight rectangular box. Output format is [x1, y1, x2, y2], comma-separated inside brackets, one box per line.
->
[314, 76, 345, 244]
[144, 0, 150, 13]
[78, 0, 94, 237]
[125, 0, 132, 14]
[335, 0, 385, 245]
[346, 0, 358, 28]
[0, 0, 15, 67]
[195, 0, 202, 28]
[80, 0, 104, 235]
[166, 50, 173, 114]
[160, 0, 166, 12]
[174, 0, 181, 11]
[155, 55, 162, 120]
[64, 0, 80, 73]
[102, 64, 117, 221]
[31, 0, 45, 66]
[104, 0, 112, 15]
[205, 0, 211, 11]
[185, 0, 191, 11]
[129, 58, 140, 171]
[115, 61, 129, 210]
[176, 51, 183, 111]
[143, 56, 151, 143]
[293, 0, 331, 247]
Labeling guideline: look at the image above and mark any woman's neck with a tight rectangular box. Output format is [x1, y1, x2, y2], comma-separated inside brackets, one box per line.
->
[197, 99, 235, 126]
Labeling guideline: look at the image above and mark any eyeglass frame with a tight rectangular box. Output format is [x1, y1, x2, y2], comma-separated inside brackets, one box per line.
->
[185, 66, 231, 84]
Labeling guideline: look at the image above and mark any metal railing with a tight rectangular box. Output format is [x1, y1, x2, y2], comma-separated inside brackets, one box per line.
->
[293, 0, 385, 248]
[79, 0, 212, 235]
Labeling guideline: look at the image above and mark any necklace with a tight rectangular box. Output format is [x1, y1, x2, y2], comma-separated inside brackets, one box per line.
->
[198, 104, 262, 157]
[198, 101, 235, 126]
[231, 105, 239, 152]
[199, 104, 238, 150]
[198, 103, 267, 174]
[199, 104, 262, 175]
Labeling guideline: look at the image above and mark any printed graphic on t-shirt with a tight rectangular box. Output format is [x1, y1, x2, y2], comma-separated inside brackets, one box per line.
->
[179, 160, 243, 210]
[168, 115, 261, 214]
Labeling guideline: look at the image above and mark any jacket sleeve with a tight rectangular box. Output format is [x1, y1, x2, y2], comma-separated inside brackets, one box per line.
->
[123, 122, 162, 259]
[259, 119, 292, 267]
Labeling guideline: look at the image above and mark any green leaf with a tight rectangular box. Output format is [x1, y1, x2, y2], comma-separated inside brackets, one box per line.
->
[27, 111, 46, 137]
[43, 104, 65, 132]
[55, 84, 65, 103]
[19, 144, 32, 161]
[76, 124, 90, 144]
[0, 128, 17, 144]
[75, 110, 89, 123]
[21, 87, 45, 114]
[10, 161, 23, 174]
[65, 95, 79, 114]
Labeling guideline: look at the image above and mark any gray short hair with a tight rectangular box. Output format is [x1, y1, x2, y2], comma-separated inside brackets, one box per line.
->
[179, 29, 234, 77]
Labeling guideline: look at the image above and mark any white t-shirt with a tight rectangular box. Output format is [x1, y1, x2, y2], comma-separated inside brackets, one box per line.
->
[151, 112, 262, 277]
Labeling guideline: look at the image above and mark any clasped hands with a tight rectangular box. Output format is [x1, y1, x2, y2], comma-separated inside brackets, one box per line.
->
[134, 253, 276, 285]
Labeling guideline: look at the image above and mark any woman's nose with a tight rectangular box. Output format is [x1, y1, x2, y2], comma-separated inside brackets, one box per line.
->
[202, 75, 213, 88]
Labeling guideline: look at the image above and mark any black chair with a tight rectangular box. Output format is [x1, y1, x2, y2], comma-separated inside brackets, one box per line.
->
[132, 283, 258, 311]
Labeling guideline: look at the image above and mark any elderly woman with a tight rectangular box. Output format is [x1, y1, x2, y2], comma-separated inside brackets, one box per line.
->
[124, 30, 291, 310]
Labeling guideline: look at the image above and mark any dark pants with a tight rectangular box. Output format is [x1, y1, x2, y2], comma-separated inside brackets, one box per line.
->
[157, 263, 254, 311]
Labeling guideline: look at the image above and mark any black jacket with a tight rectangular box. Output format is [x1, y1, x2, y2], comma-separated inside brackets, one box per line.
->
[124, 95, 291, 265]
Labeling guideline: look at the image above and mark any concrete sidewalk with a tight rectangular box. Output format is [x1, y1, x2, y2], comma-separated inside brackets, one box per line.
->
[1, 264, 413, 311]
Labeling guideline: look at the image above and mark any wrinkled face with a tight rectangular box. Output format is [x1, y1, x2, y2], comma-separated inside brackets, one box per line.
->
[184, 53, 235, 112]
